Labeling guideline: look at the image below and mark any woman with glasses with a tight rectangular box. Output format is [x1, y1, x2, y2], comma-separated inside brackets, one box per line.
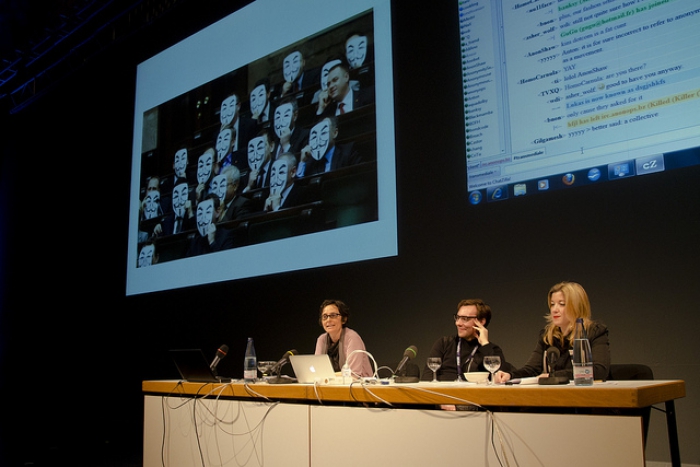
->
[494, 281, 610, 384]
[314, 299, 373, 377]
[421, 299, 511, 382]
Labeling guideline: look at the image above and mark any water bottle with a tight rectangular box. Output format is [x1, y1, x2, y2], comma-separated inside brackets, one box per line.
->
[342, 363, 352, 384]
[572, 318, 594, 386]
[243, 338, 257, 383]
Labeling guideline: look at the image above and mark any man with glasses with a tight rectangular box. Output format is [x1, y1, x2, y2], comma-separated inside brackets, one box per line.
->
[421, 299, 511, 382]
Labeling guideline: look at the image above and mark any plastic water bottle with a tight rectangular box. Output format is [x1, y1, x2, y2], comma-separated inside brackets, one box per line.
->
[243, 338, 257, 383]
[572, 318, 594, 386]
[342, 363, 352, 384]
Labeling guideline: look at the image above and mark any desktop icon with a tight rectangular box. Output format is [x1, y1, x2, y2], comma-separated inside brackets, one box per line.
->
[562, 173, 575, 186]
[514, 184, 527, 196]
[635, 154, 665, 175]
[468, 191, 483, 205]
[587, 168, 601, 182]
[538, 179, 549, 191]
[609, 162, 632, 178]
[487, 186, 508, 201]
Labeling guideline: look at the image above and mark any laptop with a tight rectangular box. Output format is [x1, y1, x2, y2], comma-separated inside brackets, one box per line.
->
[170, 349, 230, 383]
[289, 354, 339, 384]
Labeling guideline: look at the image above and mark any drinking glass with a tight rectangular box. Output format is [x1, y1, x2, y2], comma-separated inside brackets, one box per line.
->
[483, 356, 501, 385]
[257, 361, 276, 381]
[426, 357, 442, 383]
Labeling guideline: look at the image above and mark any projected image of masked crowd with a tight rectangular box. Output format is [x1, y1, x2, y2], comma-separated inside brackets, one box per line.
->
[135, 17, 379, 265]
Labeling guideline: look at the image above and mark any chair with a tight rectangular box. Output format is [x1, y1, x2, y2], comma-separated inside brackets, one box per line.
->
[607, 364, 654, 447]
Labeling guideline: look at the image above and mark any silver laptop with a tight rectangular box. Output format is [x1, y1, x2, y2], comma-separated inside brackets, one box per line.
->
[289, 354, 338, 384]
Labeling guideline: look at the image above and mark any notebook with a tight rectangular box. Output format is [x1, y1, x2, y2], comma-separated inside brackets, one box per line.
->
[170, 349, 230, 383]
[289, 354, 339, 384]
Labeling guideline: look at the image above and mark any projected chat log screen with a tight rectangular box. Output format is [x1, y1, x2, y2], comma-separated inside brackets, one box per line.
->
[459, 0, 700, 204]
[126, 0, 397, 295]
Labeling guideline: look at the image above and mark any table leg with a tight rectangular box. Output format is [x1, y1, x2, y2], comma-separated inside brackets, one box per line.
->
[665, 400, 680, 467]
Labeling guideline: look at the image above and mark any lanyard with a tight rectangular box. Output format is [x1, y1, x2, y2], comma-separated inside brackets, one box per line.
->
[456, 338, 479, 379]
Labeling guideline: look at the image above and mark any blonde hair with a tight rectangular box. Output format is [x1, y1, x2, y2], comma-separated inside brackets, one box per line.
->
[543, 281, 592, 347]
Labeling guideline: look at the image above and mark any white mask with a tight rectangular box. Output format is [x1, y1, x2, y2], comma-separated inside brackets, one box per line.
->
[247, 136, 266, 171]
[249, 84, 267, 118]
[309, 119, 331, 160]
[274, 103, 294, 139]
[138, 244, 155, 268]
[220, 95, 238, 126]
[320, 59, 341, 91]
[197, 151, 214, 184]
[143, 191, 161, 219]
[283, 51, 303, 83]
[210, 174, 227, 201]
[269, 158, 289, 195]
[172, 183, 188, 218]
[174, 149, 188, 178]
[196, 198, 215, 237]
[346, 35, 368, 69]
[216, 128, 233, 162]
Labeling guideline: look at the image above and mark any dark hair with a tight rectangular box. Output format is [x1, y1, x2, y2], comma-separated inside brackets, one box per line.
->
[457, 298, 492, 327]
[254, 76, 270, 92]
[203, 192, 221, 210]
[318, 299, 350, 327]
[278, 95, 299, 113]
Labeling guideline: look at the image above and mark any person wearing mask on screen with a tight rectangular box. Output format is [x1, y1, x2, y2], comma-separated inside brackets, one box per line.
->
[345, 32, 370, 70]
[264, 153, 308, 212]
[296, 115, 362, 177]
[315, 61, 374, 118]
[315, 299, 373, 378]
[214, 125, 238, 175]
[194, 147, 217, 204]
[137, 242, 158, 268]
[160, 177, 195, 236]
[273, 96, 309, 160]
[494, 281, 610, 384]
[249, 77, 272, 126]
[185, 193, 234, 256]
[344, 31, 374, 88]
[422, 299, 511, 382]
[276, 49, 320, 106]
[242, 128, 276, 194]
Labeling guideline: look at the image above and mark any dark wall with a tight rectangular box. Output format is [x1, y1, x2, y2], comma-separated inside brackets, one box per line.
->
[1, 1, 698, 465]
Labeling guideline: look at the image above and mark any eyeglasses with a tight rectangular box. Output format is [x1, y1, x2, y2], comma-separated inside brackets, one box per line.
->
[454, 314, 478, 322]
[321, 313, 342, 320]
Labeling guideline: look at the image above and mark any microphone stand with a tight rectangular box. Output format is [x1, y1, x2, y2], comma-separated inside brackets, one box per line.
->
[537, 359, 569, 385]
[267, 362, 296, 384]
[393, 361, 419, 384]
[394, 374, 419, 384]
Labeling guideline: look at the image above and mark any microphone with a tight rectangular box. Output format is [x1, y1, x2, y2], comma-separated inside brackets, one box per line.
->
[394, 345, 418, 375]
[394, 345, 419, 384]
[546, 346, 560, 374]
[210, 344, 229, 372]
[538, 346, 569, 385]
[270, 349, 298, 375]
